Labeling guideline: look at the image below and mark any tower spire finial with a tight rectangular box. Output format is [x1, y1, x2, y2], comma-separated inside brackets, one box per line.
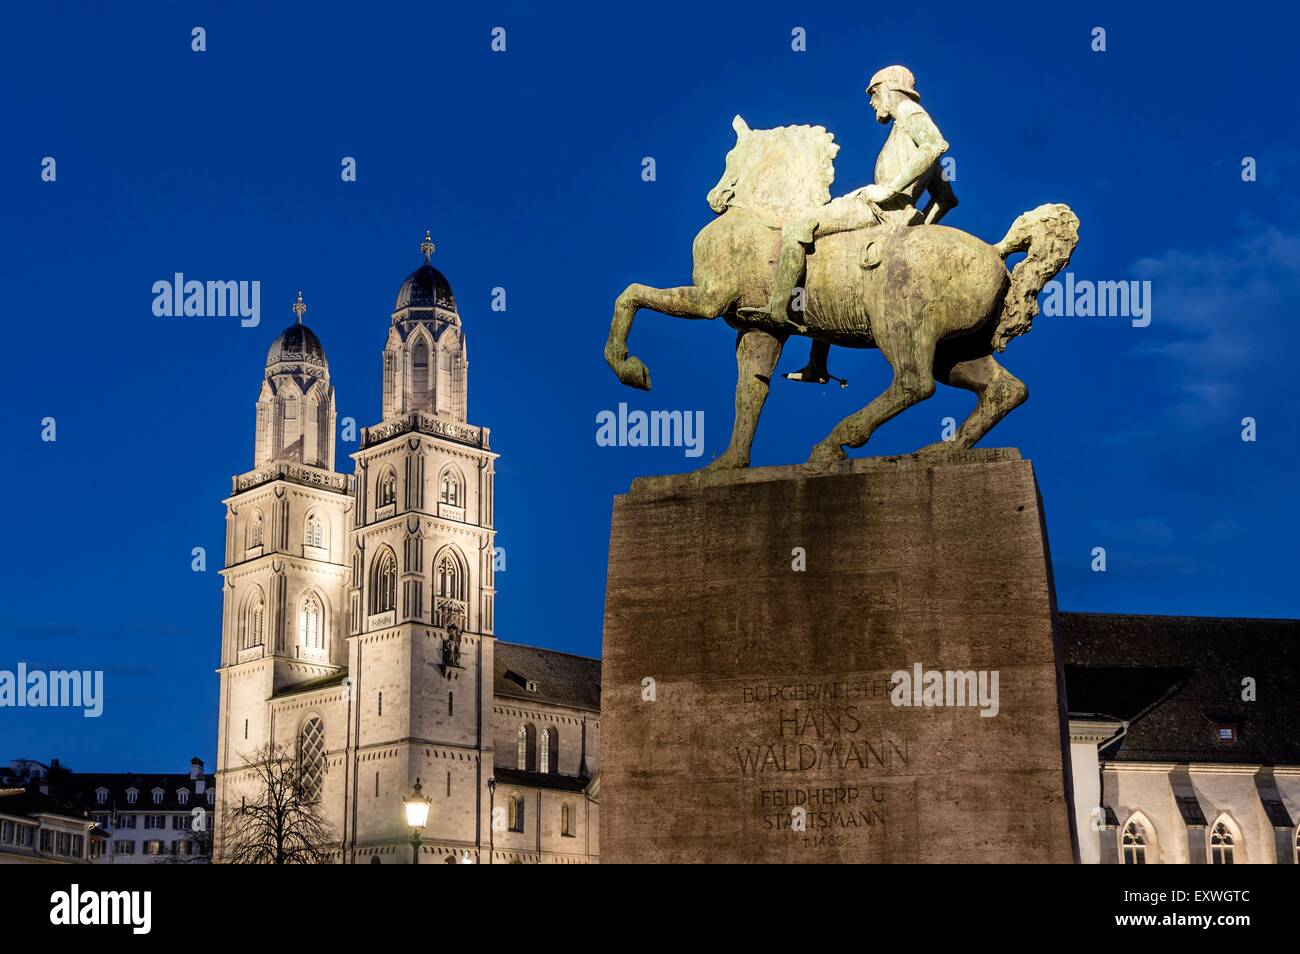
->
[292, 290, 306, 324]
[421, 229, 435, 263]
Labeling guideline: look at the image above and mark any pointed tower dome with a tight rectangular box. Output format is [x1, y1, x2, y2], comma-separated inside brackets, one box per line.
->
[382, 231, 469, 422]
[254, 291, 338, 470]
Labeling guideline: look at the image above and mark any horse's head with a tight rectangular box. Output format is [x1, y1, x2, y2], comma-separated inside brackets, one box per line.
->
[707, 114, 839, 218]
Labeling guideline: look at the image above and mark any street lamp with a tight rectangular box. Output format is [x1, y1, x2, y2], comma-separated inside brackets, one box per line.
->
[404, 778, 431, 865]
[487, 777, 497, 865]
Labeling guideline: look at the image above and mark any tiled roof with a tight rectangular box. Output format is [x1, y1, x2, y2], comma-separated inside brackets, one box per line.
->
[1060, 612, 1300, 765]
[56, 773, 215, 813]
[494, 641, 600, 712]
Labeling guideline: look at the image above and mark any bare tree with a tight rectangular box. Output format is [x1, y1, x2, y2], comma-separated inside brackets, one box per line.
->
[218, 742, 335, 864]
[161, 823, 212, 864]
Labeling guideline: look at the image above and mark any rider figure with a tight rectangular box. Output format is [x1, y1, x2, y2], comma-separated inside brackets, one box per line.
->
[741, 65, 959, 384]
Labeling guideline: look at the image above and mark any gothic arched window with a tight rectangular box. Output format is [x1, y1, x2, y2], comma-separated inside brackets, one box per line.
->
[247, 509, 264, 549]
[1210, 818, 1236, 864]
[539, 727, 552, 774]
[439, 466, 463, 508]
[377, 469, 397, 509]
[371, 549, 397, 614]
[304, 512, 325, 550]
[434, 547, 467, 628]
[411, 336, 430, 409]
[241, 588, 266, 650]
[1122, 818, 1148, 864]
[300, 593, 323, 649]
[298, 717, 326, 802]
[516, 723, 536, 772]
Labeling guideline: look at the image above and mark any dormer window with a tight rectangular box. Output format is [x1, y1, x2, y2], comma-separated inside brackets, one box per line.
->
[126, 788, 139, 805]
[151, 788, 164, 805]
[207, 790, 215, 805]
[1215, 724, 1238, 743]
[95, 788, 108, 805]
[177, 789, 189, 805]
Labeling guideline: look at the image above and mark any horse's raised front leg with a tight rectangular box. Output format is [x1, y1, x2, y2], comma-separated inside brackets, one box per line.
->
[707, 328, 784, 470]
[604, 284, 732, 390]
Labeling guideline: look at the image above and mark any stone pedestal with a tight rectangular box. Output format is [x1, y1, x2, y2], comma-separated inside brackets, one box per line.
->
[599, 449, 1077, 863]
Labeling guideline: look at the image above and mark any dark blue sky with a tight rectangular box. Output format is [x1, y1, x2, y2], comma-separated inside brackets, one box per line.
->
[2, 2, 1297, 771]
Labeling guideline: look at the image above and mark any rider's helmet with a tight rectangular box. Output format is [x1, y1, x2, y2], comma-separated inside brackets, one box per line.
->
[866, 65, 920, 102]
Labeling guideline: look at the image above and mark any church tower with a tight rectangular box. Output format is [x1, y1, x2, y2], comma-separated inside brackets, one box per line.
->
[342, 233, 499, 856]
[215, 235, 596, 864]
[214, 294, 352, 848]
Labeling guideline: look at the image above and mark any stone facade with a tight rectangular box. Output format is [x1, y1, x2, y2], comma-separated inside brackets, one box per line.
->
[1063, 613, 1300, 865]
[215, 239, 599, 863]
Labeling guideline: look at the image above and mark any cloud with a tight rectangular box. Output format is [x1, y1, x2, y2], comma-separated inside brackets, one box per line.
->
[1127, 227, 1300, 418]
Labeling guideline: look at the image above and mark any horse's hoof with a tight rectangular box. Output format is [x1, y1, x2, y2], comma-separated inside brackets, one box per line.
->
[807, 442, 846, 465]
[704, 453, 747, 472]
[618, 356, 651, 390]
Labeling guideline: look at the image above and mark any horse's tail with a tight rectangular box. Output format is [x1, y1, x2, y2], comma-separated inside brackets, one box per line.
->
[990, 203, 1080, 351]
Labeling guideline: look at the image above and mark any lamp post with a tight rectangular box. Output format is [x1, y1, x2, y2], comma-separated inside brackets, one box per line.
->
[487, 777, 497, 865]
[404, 778, 431, 865]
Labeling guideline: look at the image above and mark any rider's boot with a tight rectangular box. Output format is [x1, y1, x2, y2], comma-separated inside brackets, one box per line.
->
[737, 237, 809, 333]
[785, 340, 832, 384]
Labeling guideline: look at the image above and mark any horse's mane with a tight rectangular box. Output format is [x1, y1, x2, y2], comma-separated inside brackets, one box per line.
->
[722, 119, 839, 220]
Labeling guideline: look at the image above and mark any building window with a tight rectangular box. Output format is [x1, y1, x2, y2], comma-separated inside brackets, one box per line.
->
[561, 802, 574, 837]
[305, 512, 325, 549]
[95, 788, 108, 804]
[115, 840, 135, 855]
[1122, 819, 1148, 864]
[146, 814, 165, 829]
[177, 789, 189, 805]
[300, 592, 324, 649]
[71, 835, 83, 857]
[433, 547, 467, 628]
[16, 825, 31, 847]
[152, 789, 164, 805]
[146, 840, 163, 856]
[173, 814, 191, 830]
[508, 795, 524, 832]
[116, 814, 137, 829]
[1214, 724, 1238, 742]
[378, 691, 383, 716]
[439, 466, 463, 508]
[207, 789, 215, 805]
[448, 690, 453, 717]
[125, 789, 138, 805]
[516, 723, 536, 771]
[247, 509, 264, 548]
[299, 716, 327, 802]
[0, 820, 12, 843]
[175, 839, 191, 856]
[39, 829, 53, 852]
[1210, 819, 1235, 864]
[411, 337, 431, 408]
[241, 588, 267, 650]
[540, 727, 553, 774]
[378, 469, 397, 508]
[371, 549, 397, 614]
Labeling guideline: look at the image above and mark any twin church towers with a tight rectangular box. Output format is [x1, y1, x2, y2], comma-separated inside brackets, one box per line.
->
[215, 235, 599, 863]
